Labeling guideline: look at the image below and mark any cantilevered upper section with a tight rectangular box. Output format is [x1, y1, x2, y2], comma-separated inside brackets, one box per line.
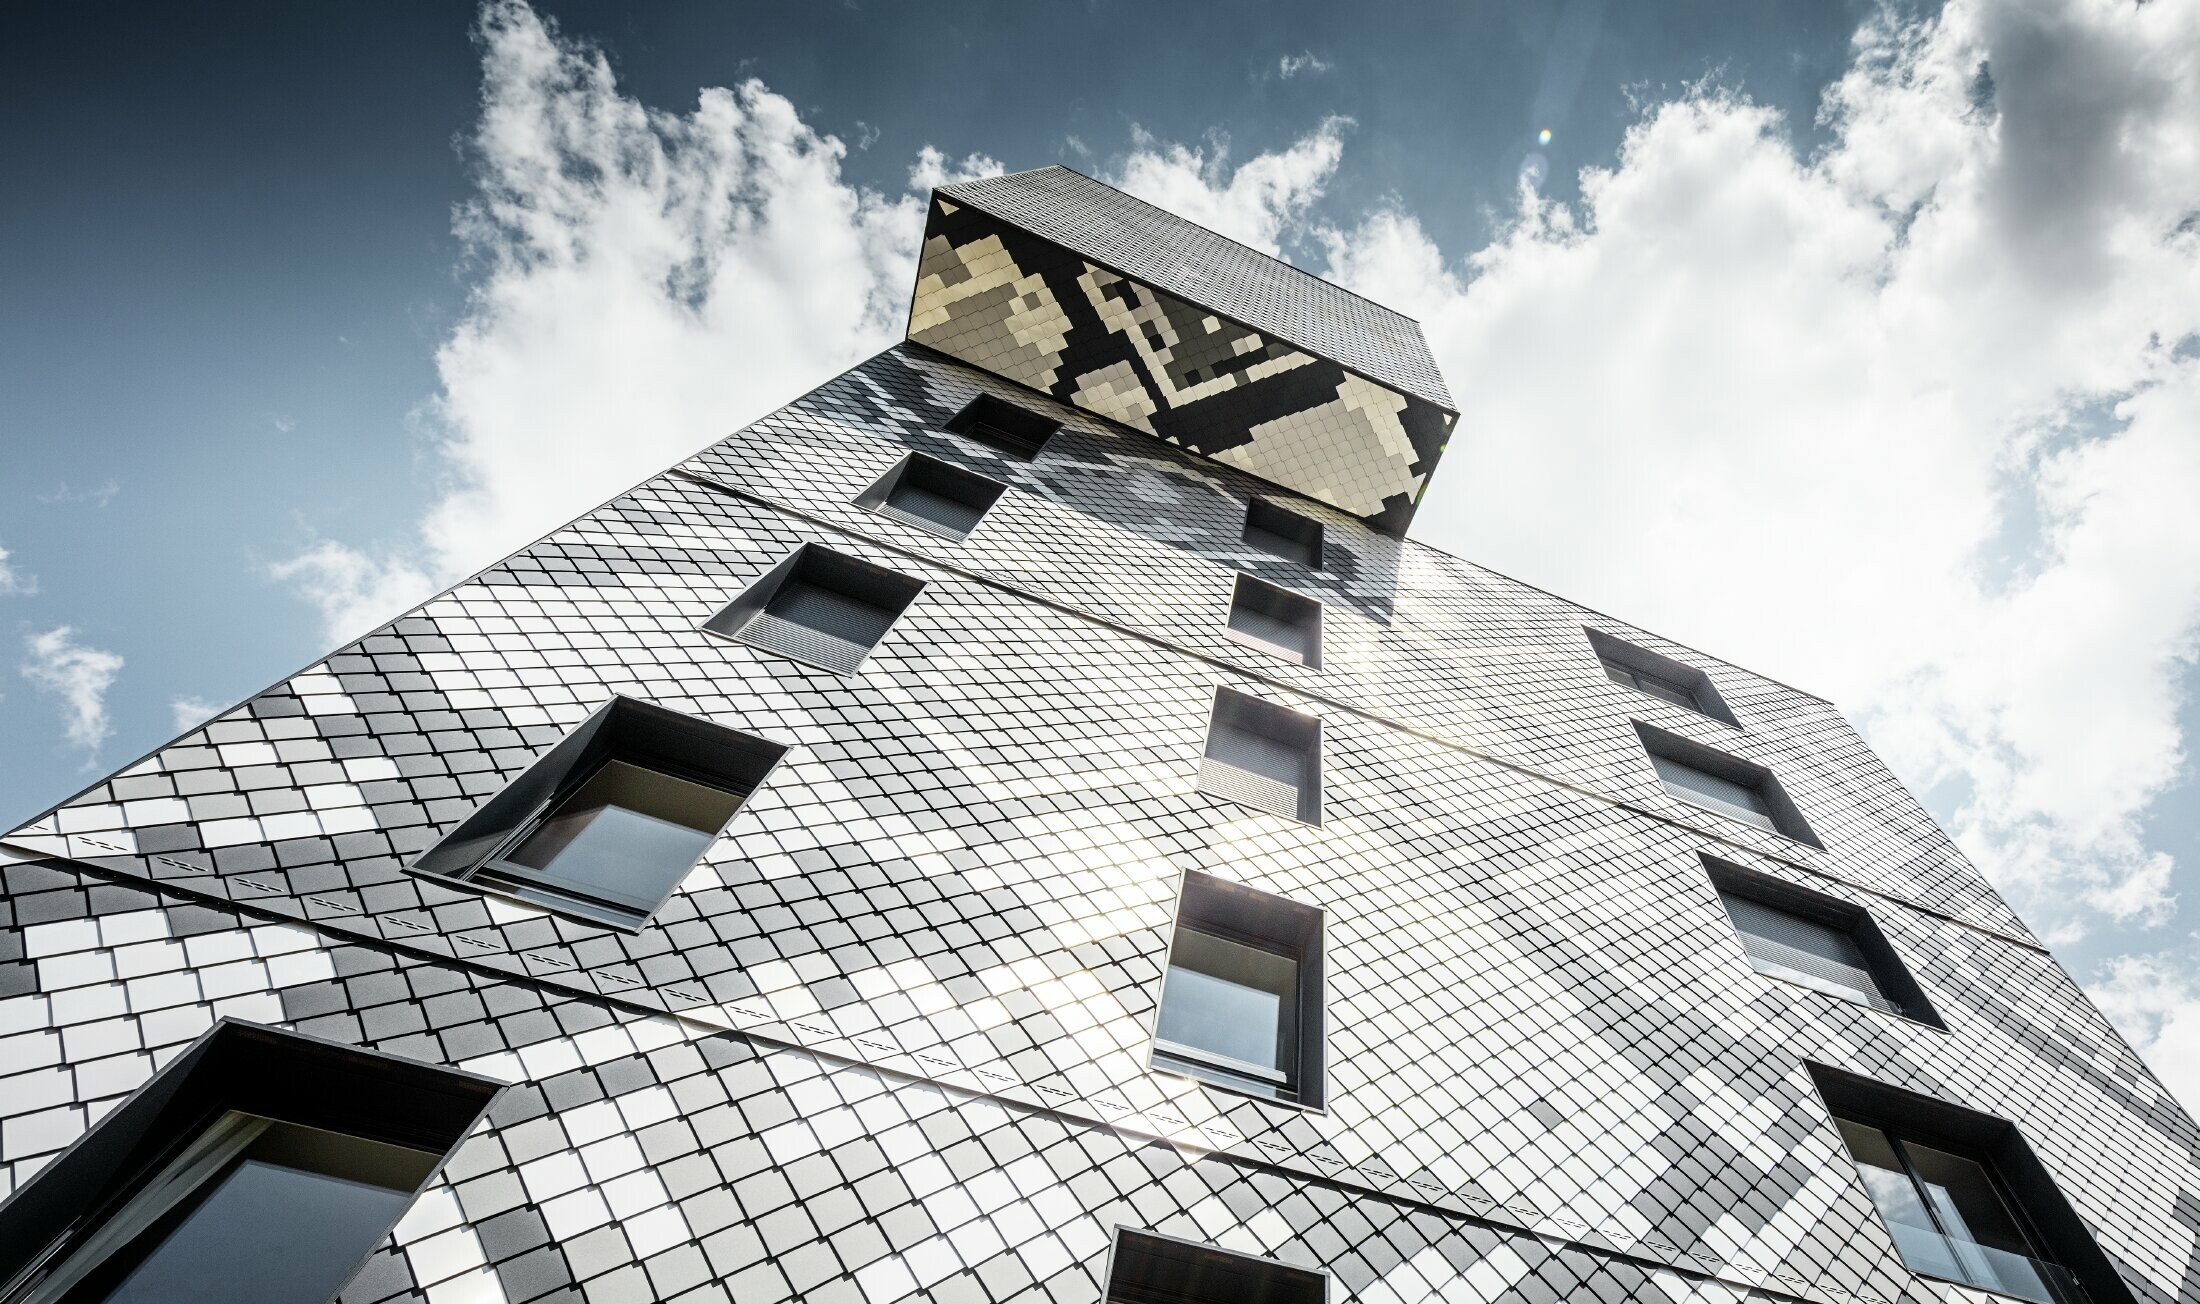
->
[907, 165, 1457, 534]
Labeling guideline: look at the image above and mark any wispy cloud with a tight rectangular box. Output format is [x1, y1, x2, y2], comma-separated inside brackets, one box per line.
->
[266, 539, 440, 647]
[1272, 52, 1332, 80]
[37, 479, 120, 508]
[270, 414, 297, 434]
[170, 695, 227, 733]
[1112, 118, 1350, 254]
[0, 544, 36, 597]
[2091, 949, 2200, 1110]
[20, 627, 124, 759]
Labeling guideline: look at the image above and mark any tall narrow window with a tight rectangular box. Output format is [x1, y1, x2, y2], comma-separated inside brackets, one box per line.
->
[1152, 871, 1325, 1109]
[704, 543, 926, 675]
[854, 452, 1007, 541]
[1105, 1228, 1327, 1304]
[1810, 1066, 2115, 1304]
[1197, 689, 1322, 824]
[1241, 498, 1324, 569]
[943, 394, 1057, 460]
[411, 696, 786, 930]
[1585, 628, 1738, 726]
[1706, 858, 1941, 1025]
[0, 1021, 497, 1304]
[1224, 573, 1322, 668]
[1636, 723, 1819, 846]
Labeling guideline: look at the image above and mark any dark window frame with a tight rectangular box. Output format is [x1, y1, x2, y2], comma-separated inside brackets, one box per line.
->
[1635, 722, 1821, 847]
[1585, 628, 1739, 727]
[0, 1020, 499, 1304]
[1196, 688, 1324, 825]
[1242, 498, 1325, 570]
[410, 695, 787, 932]
[943, 394, 1058, 460]
[703, 542, 928, 675]
[1151, 871, 1328, 1111]
[1808, 1065, 2128, 1304]
[1103, 1226, 1329, 1304]
[853, 452, 1008, 542]
[1223, 573, 1324, 669]
[1704, 857, 1943, 1027]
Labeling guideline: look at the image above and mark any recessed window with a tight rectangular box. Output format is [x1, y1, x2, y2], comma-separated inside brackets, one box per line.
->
[1585, 628, 1737, 726]
[411, 696, 785, 930]
[854, 452, 1007, 541]
[1197, 688, 1322, 824]
[1105, 1227, 1327, 1304]
[1810, 1066, 2115, 1304]
[1636, 722, 1819, 846]
[0, 1020, 496, 1304]
[944, 393, 1057, 460]
[1706, 858, 1941, 1025]
[705, 543, 926, 675]
[1153, 871, 1326, 1109]
[1224, 573, 1322, 668]
[1242, 498, 1323, 569]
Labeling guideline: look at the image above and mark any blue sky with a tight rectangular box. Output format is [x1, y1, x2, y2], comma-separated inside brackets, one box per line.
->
[4, 0, 2196, 1101]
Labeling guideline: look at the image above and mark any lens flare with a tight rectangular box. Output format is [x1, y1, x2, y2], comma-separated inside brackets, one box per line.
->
[1538, 128, 1553, 146]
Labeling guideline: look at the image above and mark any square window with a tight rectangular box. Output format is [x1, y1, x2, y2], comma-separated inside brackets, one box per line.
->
[1810, 1065, 2118, 1304]
[705, 543, 926, 675]
[1585, 628, 1738, 726]
[1153, 872, 1326, 1109]
[854, 452, 1007, 541]
[1636, 722, 1819, 846]
[1105, 1227, 1327, 1304]
[1197, 688, 1322, 824]
[1705, 857, 1941, 1025]
[0, 1020, 497, 1304]
[411, 696, 786, 930]
[1242, 498, 1324, 569]
[943, 393, 1057, 460]
[1224, 573, 1323, 667]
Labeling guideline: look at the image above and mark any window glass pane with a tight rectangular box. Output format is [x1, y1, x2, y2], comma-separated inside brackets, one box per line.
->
[501, 759, 742, 910]
[1632, 671, 1700, 709]
[1722, 895, 1887, 1008]
[87, 1117, 436, 1304]
[1900, 1141, 2054, 1300]
[1158, 927, 1297, 1075]
[1603, 662, 1640, 690]
[1833, 1118, 1970, 1282]
[1652, 754, 1774, 829]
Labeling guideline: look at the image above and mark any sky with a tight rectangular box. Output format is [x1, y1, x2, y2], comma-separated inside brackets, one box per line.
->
[3, 0, 2196, 1104]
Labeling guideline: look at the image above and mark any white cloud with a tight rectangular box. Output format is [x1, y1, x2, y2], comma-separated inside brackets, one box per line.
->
[37, 480, 119, 508]
[1110, 118, 1350, 255]
[170, 696, 227, 732]
[0, 544, 36, 597]
[276, 0, 998, 632]
[20, 627, 124, 758]
[1275, 52, 1332, 80]
[2091, 950, 2200, 1112]
[1318, 0, 2200, 932]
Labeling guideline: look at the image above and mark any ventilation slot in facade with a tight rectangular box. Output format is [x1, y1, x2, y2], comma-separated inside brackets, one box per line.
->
[410, 696, 787, 931]
[705, 543, 926, 674]
[855, 453, 1007, 541]
[1242, 498, 1324, 569]
[944, 393, 1057, 460]
[1707, 858, 1939, 1024]
[1636, 722, 1819, 846]
[1105, 1227, 1328, 1304]
[1225, 573, 1323, 667]
[1198, 688, 1322, 824]
[1585, 627, 1737, 726]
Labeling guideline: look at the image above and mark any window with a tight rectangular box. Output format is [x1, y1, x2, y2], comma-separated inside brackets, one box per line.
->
[1152, 871, 1326, 1108]
[1105, 1228, 1327, 1304]
[1197, 688, 1322, 824]
[854, 452, 1007, 541]
[1706, 858, 1941, 1025]
[1224, 574, 1322, 668]
[705, 543, 926, 675]
[1810, 1066, 2116, 1304]
[1242, 498, 1323, 569]
[1585, 628, 1737, 726]
[943, 393, 1056, 460]
[0, 1021, 496, 1304]
[411, 696, 786, 930]
[1635, 723, 1819, 846]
